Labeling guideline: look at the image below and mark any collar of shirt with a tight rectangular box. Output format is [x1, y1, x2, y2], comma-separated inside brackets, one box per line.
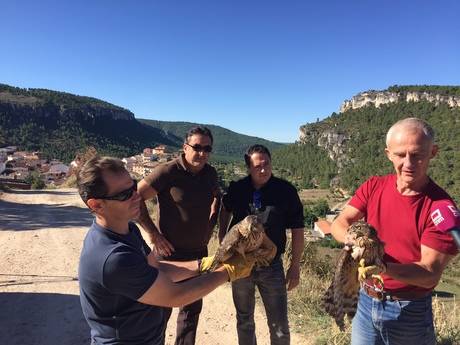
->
[177, 154, 209, 178]
[248, 174, 274, 192]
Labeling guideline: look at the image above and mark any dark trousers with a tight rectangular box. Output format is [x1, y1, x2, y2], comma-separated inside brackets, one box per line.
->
[161, 248, 207, 345]
[163, 299, 203, 345]
[231, 258, 290, 345]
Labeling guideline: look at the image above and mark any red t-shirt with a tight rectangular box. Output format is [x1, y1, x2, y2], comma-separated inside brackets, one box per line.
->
[349, 174, 458, 292]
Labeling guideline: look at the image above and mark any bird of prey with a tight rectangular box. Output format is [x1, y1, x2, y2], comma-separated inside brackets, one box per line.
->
[322, 221, 385, 331]
[208, 215, 277, 271]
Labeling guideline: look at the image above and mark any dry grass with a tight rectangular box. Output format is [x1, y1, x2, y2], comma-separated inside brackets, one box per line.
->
[433, 296, 460, 344]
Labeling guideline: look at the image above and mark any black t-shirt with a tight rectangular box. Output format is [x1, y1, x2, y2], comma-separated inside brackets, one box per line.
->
[222, 175, 304, 258]
[78, 221, 163, 345]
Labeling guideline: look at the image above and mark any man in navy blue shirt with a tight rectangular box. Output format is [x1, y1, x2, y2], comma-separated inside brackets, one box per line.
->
[77, 156, 254, 345]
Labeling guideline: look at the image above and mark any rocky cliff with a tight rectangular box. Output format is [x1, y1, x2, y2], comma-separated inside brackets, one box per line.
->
[300, 87, 460, 172]
[340, 90, 460, 113]
[299, 125, 350, 171]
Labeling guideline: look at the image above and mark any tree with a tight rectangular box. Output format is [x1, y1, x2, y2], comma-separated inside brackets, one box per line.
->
[25, 171, 45, 190]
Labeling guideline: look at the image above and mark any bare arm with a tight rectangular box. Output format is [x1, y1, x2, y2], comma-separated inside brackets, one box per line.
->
[330, 205, 365, 243]
[137, 179, 174, 256]
[138, 268, 229, 307]
[386, 245, 454, 289]
[139, 254, 256, 307]
[209, 195, 220, 230]
[218, 205, 232, 243]
[147, 252, 200, 282]
[286, 228, 304, 291]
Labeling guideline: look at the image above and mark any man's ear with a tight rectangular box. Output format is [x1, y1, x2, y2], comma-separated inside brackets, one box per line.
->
[384, 147, 391, 161]
[87, 198, 104, 214]
[430, 144, 439, 159]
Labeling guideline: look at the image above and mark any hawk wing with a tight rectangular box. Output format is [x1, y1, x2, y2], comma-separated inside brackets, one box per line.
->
[322, 245, 360, 330]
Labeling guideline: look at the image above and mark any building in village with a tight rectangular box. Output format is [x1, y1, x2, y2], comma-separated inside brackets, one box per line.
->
[311, 219, 332, 238]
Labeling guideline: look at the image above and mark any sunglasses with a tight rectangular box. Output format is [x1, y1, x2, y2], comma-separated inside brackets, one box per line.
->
[185, 143, 213, 153]
[98, 179, 137, 202]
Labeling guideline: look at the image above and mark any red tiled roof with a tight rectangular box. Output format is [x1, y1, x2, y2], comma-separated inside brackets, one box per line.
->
[315, 219, 331, 234]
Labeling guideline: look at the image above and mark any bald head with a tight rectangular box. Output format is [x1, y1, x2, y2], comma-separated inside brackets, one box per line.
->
[386, 117, 434, 147]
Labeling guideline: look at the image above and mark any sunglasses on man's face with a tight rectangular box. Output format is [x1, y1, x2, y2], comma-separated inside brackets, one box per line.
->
[185, 143, 213, 153]
[99, 179, 137, 202]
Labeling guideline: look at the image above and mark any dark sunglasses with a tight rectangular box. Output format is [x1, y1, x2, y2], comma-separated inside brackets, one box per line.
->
[99, 179, 137, 202]
[185, 143, 213, 153]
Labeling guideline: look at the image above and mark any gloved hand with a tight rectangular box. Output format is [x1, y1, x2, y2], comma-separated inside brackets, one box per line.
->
[199, 256, 215, 273]
[357, 258, 385, 282]
[222, 254, 255, 282]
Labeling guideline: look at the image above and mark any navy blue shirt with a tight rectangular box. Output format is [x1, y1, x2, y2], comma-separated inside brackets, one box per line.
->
[79, 221, 163, 345]
[222, 175, 304, 258]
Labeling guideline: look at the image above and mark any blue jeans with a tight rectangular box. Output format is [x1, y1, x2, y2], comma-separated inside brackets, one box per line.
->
[231, 258, 289, 345]
[351, 289, 435, 345]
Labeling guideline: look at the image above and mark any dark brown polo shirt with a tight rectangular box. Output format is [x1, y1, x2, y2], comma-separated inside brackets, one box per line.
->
[144, 154, 219, 255]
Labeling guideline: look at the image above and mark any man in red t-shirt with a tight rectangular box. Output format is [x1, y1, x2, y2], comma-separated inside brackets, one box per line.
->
[331, 117, 457, 345]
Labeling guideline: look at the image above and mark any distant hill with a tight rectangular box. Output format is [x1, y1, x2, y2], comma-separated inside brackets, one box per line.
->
[0, 83, 282, 162]
[274, 85, 460, 202]
[139, 119, 284, 162]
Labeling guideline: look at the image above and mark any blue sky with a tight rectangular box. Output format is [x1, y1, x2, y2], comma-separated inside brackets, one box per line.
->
[1, 1, 459, 142]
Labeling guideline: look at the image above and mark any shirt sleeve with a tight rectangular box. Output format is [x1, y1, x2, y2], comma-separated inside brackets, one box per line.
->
[143, 163, 170, 193]
[286, 185, 304, 229]
[103, 247, 159, 300]
[348, 177, 378, 214]
[421, 200, 459, 255]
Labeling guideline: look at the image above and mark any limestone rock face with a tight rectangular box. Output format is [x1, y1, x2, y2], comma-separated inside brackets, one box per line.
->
[340, 90, 460, 113]
[299, 126, 350, 171]
[405, 92, 460, 107]
[340, 91, 399, 113]
[317, 130, 349, 165]
[300, 88, 460, 177]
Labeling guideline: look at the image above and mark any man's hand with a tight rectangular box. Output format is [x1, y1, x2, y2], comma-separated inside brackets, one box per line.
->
[222, 254, 255, 282]
[286, 263, 300, 291]
[150, 232, 174, 257]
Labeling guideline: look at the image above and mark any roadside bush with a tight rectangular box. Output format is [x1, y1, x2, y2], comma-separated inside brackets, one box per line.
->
[25, 171, 45, 189]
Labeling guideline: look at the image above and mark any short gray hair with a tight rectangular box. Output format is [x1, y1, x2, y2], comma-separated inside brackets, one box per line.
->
[386, 117, 434, 146]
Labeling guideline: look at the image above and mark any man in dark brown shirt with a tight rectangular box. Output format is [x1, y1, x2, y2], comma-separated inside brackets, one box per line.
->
[138, 126, 220, 345]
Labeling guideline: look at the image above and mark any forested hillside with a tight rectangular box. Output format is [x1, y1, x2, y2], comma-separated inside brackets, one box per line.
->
[0, 83, 282, 162]
[272, 143, 337, 189]
[139, 119, 284, 161]
[286, 85, 460, 201]
[0, 84, 181, 161]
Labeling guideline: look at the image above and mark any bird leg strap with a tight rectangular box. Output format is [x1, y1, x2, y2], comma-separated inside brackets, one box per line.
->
[358, 258, 385, 300]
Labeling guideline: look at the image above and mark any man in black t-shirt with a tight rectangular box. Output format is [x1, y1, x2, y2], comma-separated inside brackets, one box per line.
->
[219, 145, 305, 345]
[77, 156, 254, 345]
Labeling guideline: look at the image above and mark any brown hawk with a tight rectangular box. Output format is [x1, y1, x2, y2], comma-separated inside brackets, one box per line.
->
[322, 221, 385, 330]
[208, 215, 277, 271]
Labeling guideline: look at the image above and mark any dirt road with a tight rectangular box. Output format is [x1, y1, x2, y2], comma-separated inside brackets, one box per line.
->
[0, 189, 305, 345]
